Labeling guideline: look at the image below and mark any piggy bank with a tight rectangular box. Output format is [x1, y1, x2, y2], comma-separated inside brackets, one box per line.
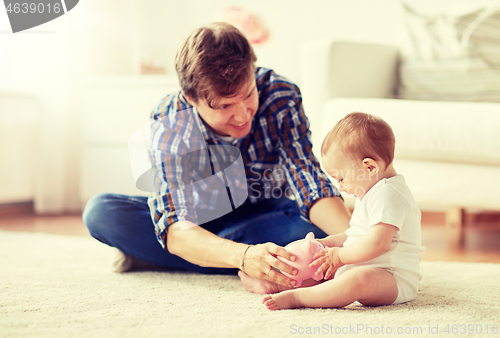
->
[277, 232, 325, 287]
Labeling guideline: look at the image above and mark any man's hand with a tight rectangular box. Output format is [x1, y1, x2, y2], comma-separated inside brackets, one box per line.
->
[243, 243, 299, 288]
[309, 247, 345, 280]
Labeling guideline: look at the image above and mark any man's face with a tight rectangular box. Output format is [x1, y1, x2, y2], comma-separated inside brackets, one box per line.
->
[187, 79, 259, 139]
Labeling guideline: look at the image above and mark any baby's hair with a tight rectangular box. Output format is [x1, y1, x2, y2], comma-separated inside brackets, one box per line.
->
[321, 112, 395, 165]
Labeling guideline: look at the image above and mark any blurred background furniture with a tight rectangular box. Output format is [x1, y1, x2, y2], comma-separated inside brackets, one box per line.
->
[300, 39, 500, 232]
[79, 76, 179, 208]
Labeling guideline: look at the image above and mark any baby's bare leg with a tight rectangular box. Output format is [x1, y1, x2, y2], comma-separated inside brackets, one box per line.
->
[262, 267, 398, 310]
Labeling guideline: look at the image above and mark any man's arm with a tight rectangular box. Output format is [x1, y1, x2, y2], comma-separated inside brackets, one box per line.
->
[166, 221, 243, 268]
[166, 220, 299, 288]
[309, 197, 350, 235]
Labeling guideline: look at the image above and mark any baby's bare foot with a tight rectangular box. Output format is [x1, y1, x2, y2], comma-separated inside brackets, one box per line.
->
[238, 270, 289, 294]
[262, 291, 300, 311]
[262, 296, 279, 310]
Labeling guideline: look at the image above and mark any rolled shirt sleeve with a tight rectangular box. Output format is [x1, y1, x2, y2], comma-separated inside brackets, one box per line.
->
[147, 107, 200, 248]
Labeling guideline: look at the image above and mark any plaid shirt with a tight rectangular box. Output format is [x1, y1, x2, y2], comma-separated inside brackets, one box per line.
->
[147, 67, 341, 248]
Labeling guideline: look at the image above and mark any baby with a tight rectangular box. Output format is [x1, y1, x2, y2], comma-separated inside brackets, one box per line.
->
[262, 112, 425, 310]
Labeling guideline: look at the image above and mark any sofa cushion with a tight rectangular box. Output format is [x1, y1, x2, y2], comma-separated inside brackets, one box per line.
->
[320, 98, 500, 166]
[394, 158, 500, 211]
[397, 1, 500, 102]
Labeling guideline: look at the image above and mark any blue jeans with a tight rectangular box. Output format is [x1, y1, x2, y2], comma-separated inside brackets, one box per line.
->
[83, 193, 327, 275]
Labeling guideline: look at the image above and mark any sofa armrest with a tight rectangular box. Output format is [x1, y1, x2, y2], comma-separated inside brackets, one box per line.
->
[300, 40, 399, 155]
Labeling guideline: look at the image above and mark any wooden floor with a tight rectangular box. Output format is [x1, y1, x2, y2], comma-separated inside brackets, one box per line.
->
[1, 207, 500, 263]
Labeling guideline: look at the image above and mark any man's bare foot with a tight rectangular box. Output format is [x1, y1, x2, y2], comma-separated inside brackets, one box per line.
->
[262, 291, 300, 311]
[238, 270, 290, 294]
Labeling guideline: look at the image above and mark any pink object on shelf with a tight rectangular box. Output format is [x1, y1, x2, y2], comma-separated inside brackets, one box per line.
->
[215, 7, 270, 45]
[277, 232, 325, 287]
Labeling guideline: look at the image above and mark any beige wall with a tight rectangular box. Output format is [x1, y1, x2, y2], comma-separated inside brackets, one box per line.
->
[84, 0, 403, 83]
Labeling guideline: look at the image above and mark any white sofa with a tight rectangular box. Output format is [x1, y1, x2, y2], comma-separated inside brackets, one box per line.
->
[300, 40, 500, 229]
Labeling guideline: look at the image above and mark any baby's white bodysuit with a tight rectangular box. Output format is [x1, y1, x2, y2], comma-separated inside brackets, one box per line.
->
[335, 174, 425, 304]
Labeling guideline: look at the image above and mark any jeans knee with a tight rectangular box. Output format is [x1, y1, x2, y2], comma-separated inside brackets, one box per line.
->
[310, 226, 328, 239]
[296, 220, 328, 239]
[82, 193, 115, 237]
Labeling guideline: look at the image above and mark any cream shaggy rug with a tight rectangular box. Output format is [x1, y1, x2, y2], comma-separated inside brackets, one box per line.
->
[1, 231, 499, 338]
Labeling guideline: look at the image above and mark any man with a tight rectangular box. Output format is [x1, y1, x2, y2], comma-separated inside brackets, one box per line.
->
[83, 22, 350, 288]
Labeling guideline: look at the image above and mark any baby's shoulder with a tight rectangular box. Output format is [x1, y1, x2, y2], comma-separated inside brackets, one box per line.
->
[365, 177, 414, 213]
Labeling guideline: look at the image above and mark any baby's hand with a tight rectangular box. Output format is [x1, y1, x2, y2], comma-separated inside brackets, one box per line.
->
[309, 247, 344, 280]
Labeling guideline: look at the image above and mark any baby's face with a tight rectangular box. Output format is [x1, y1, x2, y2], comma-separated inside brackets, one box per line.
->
[322, 148, 374, 199]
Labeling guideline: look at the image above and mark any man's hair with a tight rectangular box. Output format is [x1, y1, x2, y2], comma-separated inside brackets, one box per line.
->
[321, 112, 395, 165]
[175, 22, 257, 108]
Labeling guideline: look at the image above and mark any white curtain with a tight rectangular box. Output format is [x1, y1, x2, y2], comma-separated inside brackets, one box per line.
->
[0, 0, 142, 213]
[0, 3, 90, 213]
